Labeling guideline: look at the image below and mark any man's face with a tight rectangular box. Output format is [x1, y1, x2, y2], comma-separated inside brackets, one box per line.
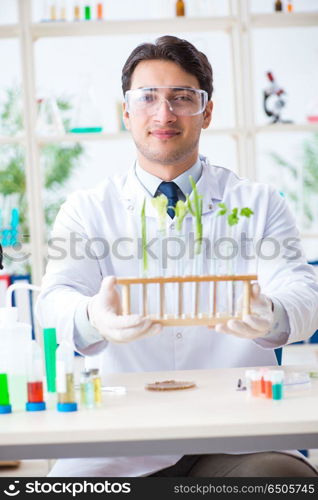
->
[123, 59, 213, 166]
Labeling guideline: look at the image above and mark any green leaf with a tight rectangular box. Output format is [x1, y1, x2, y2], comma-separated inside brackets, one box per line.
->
[217, 202, 227, 216]
[240, 207, 254, 218]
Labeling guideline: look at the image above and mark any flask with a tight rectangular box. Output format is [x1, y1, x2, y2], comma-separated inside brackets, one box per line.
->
[176, 0, 185, 17]
[36, 94, 65, 136]
[69, 75, 103, 133]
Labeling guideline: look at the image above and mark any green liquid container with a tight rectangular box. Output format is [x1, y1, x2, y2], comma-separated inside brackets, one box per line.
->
[0, 373, 10, 406]
[43, 328, 57, 392]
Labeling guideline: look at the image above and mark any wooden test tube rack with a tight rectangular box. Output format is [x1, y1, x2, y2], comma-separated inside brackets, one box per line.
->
[116, 274, 257, 327]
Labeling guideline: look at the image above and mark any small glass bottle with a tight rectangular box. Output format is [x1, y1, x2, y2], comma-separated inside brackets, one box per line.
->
[84, 2, 91, 20]
[26, 341, 46, 412]
[56, 341, 78, 412]
[287, 1, 293, 12]
[274, 0, 283, 12]
[96, 1, 103, 20]
[80, 370, 95, 408]
[74, 1, 81, 21]
[271, 370, 284, 400]
[89, 368, 102, 407]
[176, 0, 185, 17]
[49, 1, 57, 21]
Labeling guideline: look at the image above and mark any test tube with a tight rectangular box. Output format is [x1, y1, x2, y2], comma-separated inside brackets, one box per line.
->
[97, 1, 103, 20]
[74, 1, 81, 20]
[271, 370, 284, 400]
[26, 341, 46, 412]
[0, 343, 11, 414]
[84, 2, 91, 20]
[56, 341, 78, 412]
[89, 368, 102, 407]
[80, 371, 95, 409]
[263, 371, 273, 398]
[251, 370, 262, 397]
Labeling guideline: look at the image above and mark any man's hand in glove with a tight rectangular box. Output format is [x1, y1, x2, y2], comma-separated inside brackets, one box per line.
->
[88, 276, 162, 343]
[215, 283, 274, 339]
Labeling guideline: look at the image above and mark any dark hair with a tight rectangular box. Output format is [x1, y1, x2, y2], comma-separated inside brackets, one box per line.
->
[121, 35, 213, 100]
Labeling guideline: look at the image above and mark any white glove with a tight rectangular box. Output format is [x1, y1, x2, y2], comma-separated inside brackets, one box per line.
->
[87, 276, 162, 343]
[215, 283, 274, 340]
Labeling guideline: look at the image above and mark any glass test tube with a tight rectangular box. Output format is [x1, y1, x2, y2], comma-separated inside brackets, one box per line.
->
[26, 341, 46, 411]
[74, 2, 81, 20]
[0, 339, 11, 414]
[89, 368, 102, 406]
[56, 341, 77, 412]
[84, 3, 91, 20]
[97, 2, 103, 20]
[80, 371, 95, 408]
[271, 370, 284, 400]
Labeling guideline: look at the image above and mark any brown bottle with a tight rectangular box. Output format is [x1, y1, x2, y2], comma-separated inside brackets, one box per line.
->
[274, 0, 283, 11]
[176, 0, 185, 17]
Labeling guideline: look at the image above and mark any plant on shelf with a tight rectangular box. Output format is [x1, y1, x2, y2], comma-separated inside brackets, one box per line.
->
[0, 85, 84, 260]
[269, 133, 318, 230]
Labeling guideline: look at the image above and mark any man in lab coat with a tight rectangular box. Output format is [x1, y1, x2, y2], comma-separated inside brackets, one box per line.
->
[37, 36, 318, 477]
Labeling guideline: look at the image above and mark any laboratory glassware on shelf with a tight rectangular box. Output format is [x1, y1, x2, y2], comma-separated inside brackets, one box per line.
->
[36, 94, 65, 136]
[0, 194, 20, 248]
[69, 76, 103, 133]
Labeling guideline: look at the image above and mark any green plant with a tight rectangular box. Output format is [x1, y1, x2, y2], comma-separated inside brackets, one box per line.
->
[187, 175, 203, 254]
[217, 203, 254, 226]
[0, 85, 84, 239]
[269, 133, 318, 228]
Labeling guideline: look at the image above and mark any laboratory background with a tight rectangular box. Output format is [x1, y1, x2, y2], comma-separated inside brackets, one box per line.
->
[0, 0, 318, 477]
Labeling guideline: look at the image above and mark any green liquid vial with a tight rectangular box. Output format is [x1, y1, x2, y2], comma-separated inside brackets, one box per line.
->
[0, 373, 10, 406]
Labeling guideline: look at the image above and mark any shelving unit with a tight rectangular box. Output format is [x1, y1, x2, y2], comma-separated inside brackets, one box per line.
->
[0, 0, 317, 285]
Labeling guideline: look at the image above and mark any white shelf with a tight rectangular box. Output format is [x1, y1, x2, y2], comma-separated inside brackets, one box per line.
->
[31, 17, 235, 39]
[256, 123, 318, 133]
[252, 12, 318, 29]
[0, 134, 25, 145]
[0, 24, 19, 38]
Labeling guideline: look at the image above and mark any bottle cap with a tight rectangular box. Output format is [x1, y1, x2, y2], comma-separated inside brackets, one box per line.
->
[57, 402, 78, 412]
[0, 404, 12, 414]
[26, 401, 46, 412]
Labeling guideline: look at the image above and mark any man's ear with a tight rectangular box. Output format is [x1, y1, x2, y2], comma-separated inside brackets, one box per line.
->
[202, 100, 213, 129]
[122, 101, 131, 131]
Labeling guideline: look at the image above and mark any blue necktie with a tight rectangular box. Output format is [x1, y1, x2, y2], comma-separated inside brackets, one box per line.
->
[158, 181, 179, 219]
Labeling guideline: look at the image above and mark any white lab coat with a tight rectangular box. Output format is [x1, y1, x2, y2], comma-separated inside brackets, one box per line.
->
[36, 156, 318, 477]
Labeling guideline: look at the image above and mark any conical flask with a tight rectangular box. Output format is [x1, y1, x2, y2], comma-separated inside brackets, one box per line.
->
[69, 76, 103, 133]
[36, 94, 65, 135]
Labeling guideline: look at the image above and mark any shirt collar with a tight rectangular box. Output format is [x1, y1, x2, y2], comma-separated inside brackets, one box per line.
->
[135, 157, 202, 198]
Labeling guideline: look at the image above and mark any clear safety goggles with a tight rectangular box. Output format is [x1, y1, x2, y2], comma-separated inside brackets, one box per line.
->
[125, 86, 208, 117]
